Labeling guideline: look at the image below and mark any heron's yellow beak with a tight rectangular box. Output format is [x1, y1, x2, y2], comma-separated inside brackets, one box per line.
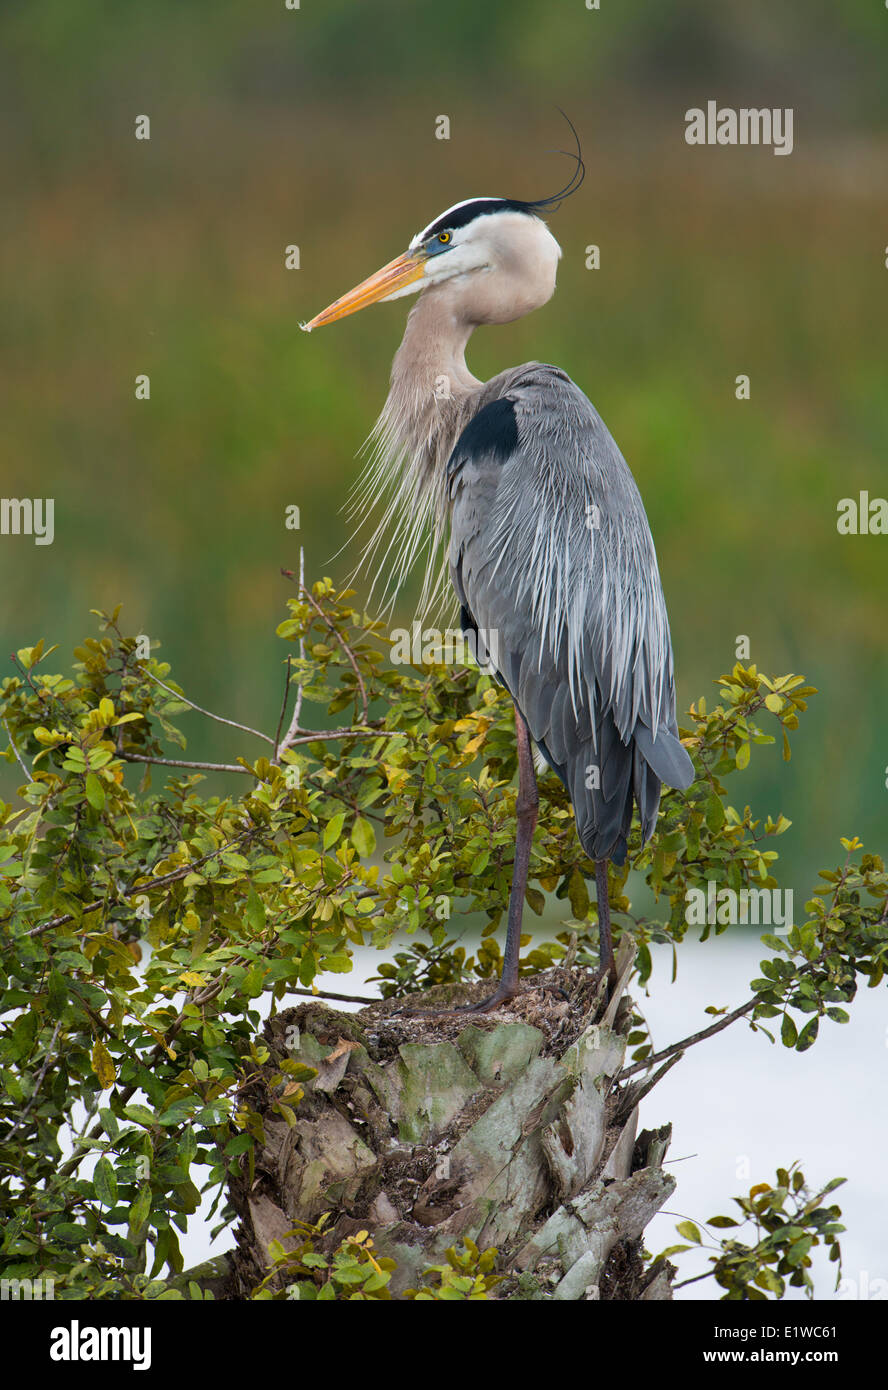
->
[301, 250, 426, 331]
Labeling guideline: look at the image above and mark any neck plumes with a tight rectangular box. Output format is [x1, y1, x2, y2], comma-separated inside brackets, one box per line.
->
[347, 290, 482, 616]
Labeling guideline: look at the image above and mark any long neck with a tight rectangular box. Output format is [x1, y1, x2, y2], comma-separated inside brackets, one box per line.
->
[354, 292, 484, 617]
[382, 290, 483, 487]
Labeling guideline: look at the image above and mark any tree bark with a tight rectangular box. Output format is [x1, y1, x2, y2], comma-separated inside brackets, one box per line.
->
[222, 941, 676, 1300]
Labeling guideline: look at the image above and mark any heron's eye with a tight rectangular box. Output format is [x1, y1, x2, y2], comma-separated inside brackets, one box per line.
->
[437, 232, 451, 244]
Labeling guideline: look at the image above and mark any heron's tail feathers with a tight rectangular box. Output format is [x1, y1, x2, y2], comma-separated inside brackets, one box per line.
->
[537, 715, 694, 867]
[632, 722, 695, 793]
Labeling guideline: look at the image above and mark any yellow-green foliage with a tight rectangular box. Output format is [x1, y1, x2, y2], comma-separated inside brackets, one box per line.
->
[0, 587, 884, 1297]
[254, 1217, 397, 1302]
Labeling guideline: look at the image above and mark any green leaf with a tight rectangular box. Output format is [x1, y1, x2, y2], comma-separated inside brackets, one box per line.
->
[525, 886, 545, 916]
[103, 1233, 138, 1260]
[735, 741, 751, 771]
[796, 1018, 819, 1052]
[784, 1235, 814, 1267]
[85, 772, 105, 810]
[93, 1155, 118, 1207]
[705, 796, 724, 831]
[322, 953, 352, 974]
[471, 849, 490, 876]
[124, 1103, 157, 1128]
[567, 868, 589, 918]
[180, 1127, 197, 1166]
[99, 1106, 119, 1139]
[755, 1266, 784, 1294]
[53, 1222, 88, 1245]
[351, 816, 376, 857]
[324, 813, 345, 850]
[224, 1134, 253, 1157]
[217, 851, 248, 873]
[300, 1252, 328, 1269]
[676, 1220, 702, 1244]
[129, 1184, 152, 1234]
[245, 886, 266, 932]
[780, 1014, 798, 1048]
[760, 934, 786, 953]
[826, 1007, 849, 1025]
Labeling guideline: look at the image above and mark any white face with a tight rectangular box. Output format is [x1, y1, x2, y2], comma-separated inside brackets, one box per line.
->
[379, 201, 562, 302]
[302, 192, 568, 333]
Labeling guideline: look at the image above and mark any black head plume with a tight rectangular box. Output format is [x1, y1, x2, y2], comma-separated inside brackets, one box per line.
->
[415, 114, 585, 243]
[511, 110, 585, 216]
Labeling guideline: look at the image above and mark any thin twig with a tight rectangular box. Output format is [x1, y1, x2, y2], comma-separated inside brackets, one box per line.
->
[293, 547, 306, 731]
[140, 668, 273, 744]
[7, 1021, 62, 1139]
[272, 655, 292, 761]
[288, 987, 379, 1006]
[282, 726, 383, 746]
[673, 1270, 714, 1290]
[282, 564, 368, 724]
[277, 550, 307, 759]
[619, 996, 760, 1081]
[275, 551, 378, 755]
[614, 1049, 685, 1122]
[2, 717, 30, 780]
[119, 751, 251, 775]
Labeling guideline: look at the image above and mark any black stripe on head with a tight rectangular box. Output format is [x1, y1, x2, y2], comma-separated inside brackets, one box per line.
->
[422, 198, 533, 239]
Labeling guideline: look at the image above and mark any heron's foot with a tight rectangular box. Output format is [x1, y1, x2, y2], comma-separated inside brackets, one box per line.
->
[455, 982, 521, 1015]
[395, 981, 520, 1019]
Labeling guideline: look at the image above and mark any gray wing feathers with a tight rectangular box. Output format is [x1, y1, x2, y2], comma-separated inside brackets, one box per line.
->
[448, 363, 693, 864]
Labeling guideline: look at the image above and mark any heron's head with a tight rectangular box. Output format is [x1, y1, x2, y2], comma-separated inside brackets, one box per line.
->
[301, 198, 566, 333]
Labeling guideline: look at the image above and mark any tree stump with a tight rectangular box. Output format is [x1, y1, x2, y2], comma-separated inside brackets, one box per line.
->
[224, 942, 676, 1300]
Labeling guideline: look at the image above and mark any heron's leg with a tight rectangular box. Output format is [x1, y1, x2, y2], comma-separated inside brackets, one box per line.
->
[497, 705, 539, 992]
[595, 858, 617, 990]
[446, 705, 538, 1012]
[401, 704, 537, 1017]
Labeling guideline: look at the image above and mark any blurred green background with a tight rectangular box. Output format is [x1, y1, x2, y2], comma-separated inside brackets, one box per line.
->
[1, 1, 886, 892]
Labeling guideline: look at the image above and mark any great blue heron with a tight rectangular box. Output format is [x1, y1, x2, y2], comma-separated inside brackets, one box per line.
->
[302, 144, 694, 1011]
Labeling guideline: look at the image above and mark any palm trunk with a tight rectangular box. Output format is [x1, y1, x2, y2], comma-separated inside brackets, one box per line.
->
[221, 943, 676, 1300]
